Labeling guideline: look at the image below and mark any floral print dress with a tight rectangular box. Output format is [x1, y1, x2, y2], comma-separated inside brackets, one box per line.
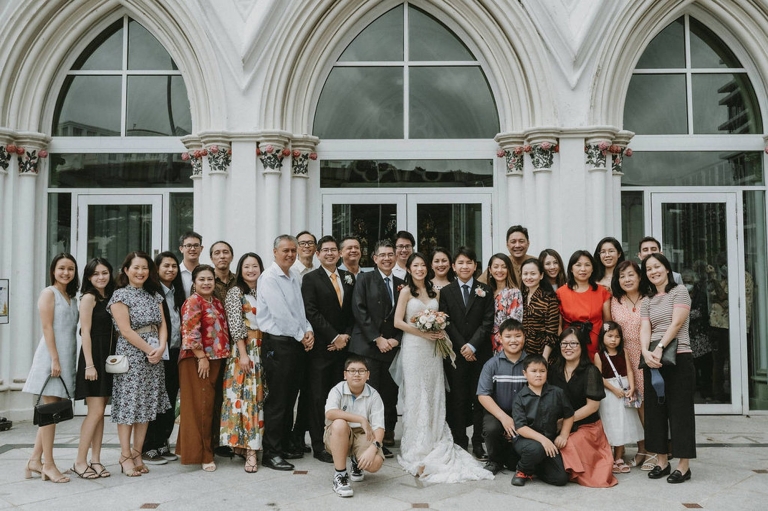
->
[491, 287, 523, 353]
[220, 286, 265, 450]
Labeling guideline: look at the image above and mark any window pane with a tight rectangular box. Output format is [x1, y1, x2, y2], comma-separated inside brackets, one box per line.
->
[314, 67, 403, 138]
[170, 193, 194, 261]
[126, 76, 191, 136]
[53, 76, 122, 136]
[339, 5, 403, 62]
[692, 73, 762, 134]
[622, 151, 763, 187]
[409, 6, 474, 61]
[331, 204, 398, 268]
[47, 193, 72, 265]
[72, 20, 123, 71]
[128, 20, 176, 70]
[321, 159, 493, 188]
[744, 191, 768, 410]
[49, 153, 193, 188]
[624, 74, 687, 134]
[409, 67, 498, 138]
[86, 204, 153, 262]
[690, 17, 742, 69]
[417, 203, 483, 262]
[621, 191, 644, 257]
[636, 17, 685, 69]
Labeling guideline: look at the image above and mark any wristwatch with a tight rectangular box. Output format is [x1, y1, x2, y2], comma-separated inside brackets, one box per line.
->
[373, 440, 382, 449]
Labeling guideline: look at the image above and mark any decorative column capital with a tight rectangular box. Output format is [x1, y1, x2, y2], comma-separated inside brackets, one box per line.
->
[494, 132, 525, 176]
[256, 131, 292, 174]
[181, 135, 204, 178]
[290, 135, 320, 178]
[0, 128, 15, 172]
[609, 130, 635, 175]
[523, 129, 560, 172]
[199, 132, 233, 174]
[13, 132, 50, 176]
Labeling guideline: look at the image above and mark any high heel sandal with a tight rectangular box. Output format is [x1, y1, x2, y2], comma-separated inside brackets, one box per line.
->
[244, 450, 258, 473]
[41, 464, 70, 483]
[90, 461, 111, 478]
[71, 462, 99, 479]
[24, 459, 42, 479]
[131, 449, 149, 474]
[119, 454, 141, 477]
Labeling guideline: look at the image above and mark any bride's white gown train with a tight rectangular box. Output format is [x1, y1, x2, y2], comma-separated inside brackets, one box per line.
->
[396, 297, 493, 484]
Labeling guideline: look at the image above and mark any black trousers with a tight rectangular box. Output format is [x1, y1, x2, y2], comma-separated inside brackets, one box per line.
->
[263, 334, 307, 457]
[644, 353, 697, 459]
[513, 437, 568, 485]
[365, 356, 398, 433]
[307, 354, 346, 452]
[445, 356, 484, 448]
[483, 412, 519, 468]
[145, 348, 180, 452]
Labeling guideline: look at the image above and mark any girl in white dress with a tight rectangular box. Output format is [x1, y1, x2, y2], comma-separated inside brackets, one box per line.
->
[393, 252, 493, 484]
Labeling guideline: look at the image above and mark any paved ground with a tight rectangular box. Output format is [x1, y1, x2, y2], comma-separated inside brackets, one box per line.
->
[1, 414, 767, 510]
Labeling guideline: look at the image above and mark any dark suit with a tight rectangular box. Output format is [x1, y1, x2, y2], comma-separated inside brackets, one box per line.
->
[301, 267, 355, 453]
[439, 279, 494, 448]
[349, 268, 403, 433]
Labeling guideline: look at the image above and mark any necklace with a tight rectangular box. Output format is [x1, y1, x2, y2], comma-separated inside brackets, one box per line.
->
[625, 293, 640, 312]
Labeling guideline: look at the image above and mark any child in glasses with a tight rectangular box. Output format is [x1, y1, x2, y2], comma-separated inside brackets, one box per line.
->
[324, 355, 385, 497]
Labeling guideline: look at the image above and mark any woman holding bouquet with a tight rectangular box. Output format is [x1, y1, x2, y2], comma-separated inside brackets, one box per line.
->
[393, 253, 492, 483]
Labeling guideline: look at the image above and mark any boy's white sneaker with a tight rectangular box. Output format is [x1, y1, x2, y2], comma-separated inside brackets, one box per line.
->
[350, 457, 364, 482]
[333, 473, 354, 497]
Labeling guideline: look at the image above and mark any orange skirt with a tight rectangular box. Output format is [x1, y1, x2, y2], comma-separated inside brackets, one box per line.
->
[560, 420, 618, 487]
[175, 357, 223, 465]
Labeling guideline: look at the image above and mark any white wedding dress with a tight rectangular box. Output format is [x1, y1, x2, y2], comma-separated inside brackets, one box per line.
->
[397, 297, 494, 484]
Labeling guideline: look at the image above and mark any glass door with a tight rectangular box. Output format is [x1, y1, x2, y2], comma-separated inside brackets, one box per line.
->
[76, 194, 163, 266]
[651, 192, 742, 413]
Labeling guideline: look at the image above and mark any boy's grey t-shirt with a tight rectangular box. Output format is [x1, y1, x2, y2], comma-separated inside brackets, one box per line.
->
[325, 381, 385, 430]
[477, 350, 528, 415]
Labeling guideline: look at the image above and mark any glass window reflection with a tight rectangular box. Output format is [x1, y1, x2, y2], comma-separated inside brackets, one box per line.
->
[625, 74, 687, 134]
[72, 20, 123, 71]
[636, 17, 685, 69]
[49, 153, 193, 188]
[690, 18, 742, 69]
[409, 7, 474, 61]
[128, 20, 177, 70]
[321, 159, 492, 188]
[54, 76, 122, 136]
[692, 74, 761, 134]
[127, 76, 191, 136]
[339, 5, 403, 62]
[622, 152, 763, 187]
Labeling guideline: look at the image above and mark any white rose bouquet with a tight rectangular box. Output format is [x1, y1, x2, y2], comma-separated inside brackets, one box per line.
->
[410, 309, 456, 368]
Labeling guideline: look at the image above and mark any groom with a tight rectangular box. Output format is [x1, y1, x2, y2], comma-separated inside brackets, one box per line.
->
[349, 240, 403, 457]
[439, 246, 494, 460]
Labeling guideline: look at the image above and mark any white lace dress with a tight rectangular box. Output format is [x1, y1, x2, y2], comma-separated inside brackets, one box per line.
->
[397, 297, 494, 484]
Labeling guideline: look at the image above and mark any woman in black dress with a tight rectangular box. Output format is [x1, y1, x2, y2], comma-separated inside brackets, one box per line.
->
[73, 258, 115, 479]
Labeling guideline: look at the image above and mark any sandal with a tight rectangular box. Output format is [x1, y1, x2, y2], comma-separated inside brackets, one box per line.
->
[90, 462, 111, 478]
[202, 462, 217, 472]
[119, 454, 141, 477]
[244, 450, 258, 473]
[24, 459, 43, 479]
[41, 464, 70, 483]
[641, 454, 658, 471]
[71, 462, 99, 479]
[131, 449, 150, 474]
[614, 459, 631, 473]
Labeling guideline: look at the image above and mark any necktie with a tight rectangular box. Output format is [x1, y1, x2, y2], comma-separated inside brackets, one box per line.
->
[462, 284, 470, 306]
[330, 273, 342, 306]
[384, 276, 394, 305]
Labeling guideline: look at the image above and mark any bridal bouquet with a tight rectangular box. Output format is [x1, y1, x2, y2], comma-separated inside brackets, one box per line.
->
[411, 309, 456, 368]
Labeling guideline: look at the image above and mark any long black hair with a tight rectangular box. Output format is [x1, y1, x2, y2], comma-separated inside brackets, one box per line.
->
[640, 252, 678, 297]
[80, 257, 115, 301]
[116, 251, 162, 295]
[154, 251, 186, 310]
[593, 237, 625, 283]
[566, 250, 598, 291]
[550, 326, 592, 376]
[539, 248, 566, 287]
[430, 247, 455, 282]
[49, 253, 80, 298]
[405, 252, 437, 299]
[235, 252, 265, 295]
[520, 257, 555, 296]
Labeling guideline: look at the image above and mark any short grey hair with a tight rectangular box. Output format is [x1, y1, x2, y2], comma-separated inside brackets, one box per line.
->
[274, 234, 298, 249]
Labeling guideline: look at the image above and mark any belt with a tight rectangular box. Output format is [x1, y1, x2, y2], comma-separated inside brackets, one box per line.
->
[263, 333, 296, 342]
[134, 324, 159, 335]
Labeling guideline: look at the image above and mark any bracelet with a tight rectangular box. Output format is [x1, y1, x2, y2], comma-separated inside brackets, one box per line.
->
[85, 365, 95, 369]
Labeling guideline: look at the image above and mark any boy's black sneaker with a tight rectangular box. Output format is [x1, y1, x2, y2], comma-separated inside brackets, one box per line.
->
[350, 456, 364, 482]
[512, 471, 533, 486]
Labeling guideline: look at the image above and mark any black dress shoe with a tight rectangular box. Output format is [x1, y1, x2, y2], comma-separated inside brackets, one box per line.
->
[381, 446, 394, 459]
[383, 430, 395, 447]
[214, 446, 234, 458]
[666, 469, 691, 483]
[648, 464, 671, 479]
[313, 450, 334, 463]
[262, 455, 294, 471]
[283, 449, 304, 460]
[302, 444, 312, 453]
[472, 444, 488, 461]
[483, 461, 502, 475]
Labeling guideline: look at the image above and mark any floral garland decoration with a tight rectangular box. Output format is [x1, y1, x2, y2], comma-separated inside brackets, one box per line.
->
[529, 141, 559, 170]
[291, 149, 318, 176]
[609, 145, 633, 174]
[257, 144, 291, 171]
[181, 148, 206, 176]
[585, 140, 610, 168]
[496, 146, 525, 174]
[4, 145, 49, 174]
[206, 144, 232, 173]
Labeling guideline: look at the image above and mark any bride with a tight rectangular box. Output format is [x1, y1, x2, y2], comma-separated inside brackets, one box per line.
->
[393, 252, 493, 483]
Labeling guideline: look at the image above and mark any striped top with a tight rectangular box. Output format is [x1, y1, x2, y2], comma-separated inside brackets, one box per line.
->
[477, 350, 528, 414]
[640, 284, 692, 353]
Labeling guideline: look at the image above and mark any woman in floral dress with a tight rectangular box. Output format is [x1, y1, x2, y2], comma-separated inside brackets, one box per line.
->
[221, 253, 266, 473]
[177, 265, 230, 472]
[485, 253, 523, 354]
[108, 252, 170, 477]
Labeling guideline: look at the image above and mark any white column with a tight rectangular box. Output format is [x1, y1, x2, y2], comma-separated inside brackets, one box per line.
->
[611, 130, 635, 237]
[229, 134, 259, 255]
[524, 131, 559, 252]
[200, 134, 232, 244]
[290, 136, 320, 235]
[181, 136, 204, 241]
[256, 131, 292, 251]
[494, 133, 526, 239]
[557, 137, 589, 253]
[0, 131, 13, 393]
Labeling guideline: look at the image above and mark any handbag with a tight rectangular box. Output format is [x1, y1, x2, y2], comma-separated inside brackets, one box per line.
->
[105, 328, 129, 374]
[603, 351, 642, 409]
[638, 338, 678, 369]
[33, 376, 74, 426]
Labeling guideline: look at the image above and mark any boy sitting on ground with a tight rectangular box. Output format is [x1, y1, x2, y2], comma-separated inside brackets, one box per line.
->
[511, 354, 574, 487]
[324, 355, 385, 498]
[477, 319, 529, 474]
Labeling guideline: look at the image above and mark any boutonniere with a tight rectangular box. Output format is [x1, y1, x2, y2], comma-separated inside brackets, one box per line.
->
[474, 286, 486, 298]
[344, 274, 354, 286]
[396, 284, 405, 293]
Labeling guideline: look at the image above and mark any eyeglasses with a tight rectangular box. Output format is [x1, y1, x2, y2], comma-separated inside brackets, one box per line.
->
[599, 249, 618, 255]
[319, 248, 338, 254]
[560, 341, 580, 348]
[345, 369, 369, 375]
[182, 244, 201, 249]
[298, 241, 316, 247]
[375, 253, 395, 258]
[395, 244, 413, 251]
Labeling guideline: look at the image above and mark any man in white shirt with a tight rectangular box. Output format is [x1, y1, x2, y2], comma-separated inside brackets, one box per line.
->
[178, 231, 203, 297]
[292, 230, 318, 281]
[637, 236, 683, 285]
[256, 235, 315, 471]
[391, 230, 414, 281]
